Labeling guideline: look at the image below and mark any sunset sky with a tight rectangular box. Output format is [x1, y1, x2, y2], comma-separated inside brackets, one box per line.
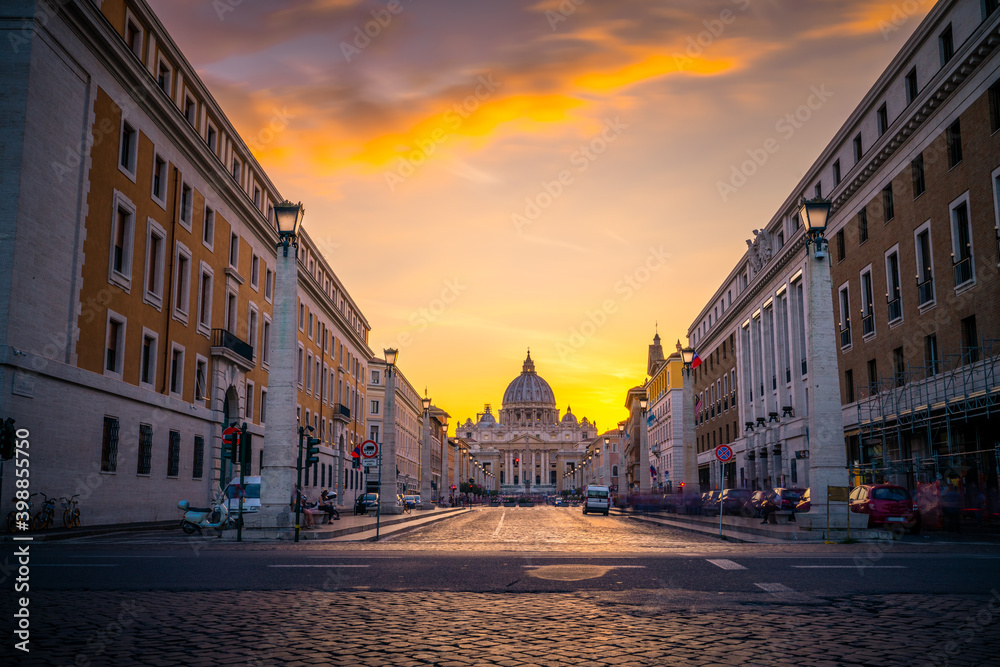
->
[147, 0, 932, 434]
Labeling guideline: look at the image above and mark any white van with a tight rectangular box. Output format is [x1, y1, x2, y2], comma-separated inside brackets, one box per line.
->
[223, 476, 261, 513]
[582, 485, 611, 515]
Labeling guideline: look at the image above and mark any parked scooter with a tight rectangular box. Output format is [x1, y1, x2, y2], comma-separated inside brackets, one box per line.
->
[177, 498, 233, 534]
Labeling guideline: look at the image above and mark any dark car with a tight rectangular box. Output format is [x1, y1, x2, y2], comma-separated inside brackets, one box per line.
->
[719, 489, 753, 515]
[772, 488, 806, 511]
[849, 484, 920, 533]
[354, 493, 378, 515]
[702, 491, 722, 516]
[744, 490, 769, 517]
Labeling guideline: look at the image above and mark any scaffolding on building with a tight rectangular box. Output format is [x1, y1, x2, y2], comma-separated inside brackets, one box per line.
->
[855, 339, 1000, 530]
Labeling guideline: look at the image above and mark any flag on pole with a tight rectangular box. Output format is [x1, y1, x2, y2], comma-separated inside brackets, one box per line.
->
[350, 445, 361, 459]
[694, 395, 703, 413]
[691, 350, 703, 369]
[650, 465, 657, 478]
[646, 411, 655, 427]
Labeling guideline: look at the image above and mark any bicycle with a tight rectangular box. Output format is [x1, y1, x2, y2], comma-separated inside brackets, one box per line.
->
[32, 492, 56, 530]
[61, 494, 81, 529]
[5, 494, 34, 533]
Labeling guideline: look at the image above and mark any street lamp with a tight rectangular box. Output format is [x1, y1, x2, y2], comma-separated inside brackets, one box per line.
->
[420, 390, 432, 509]
[799, 196, 832, 259]
[681, 346, 695, 369]
[380, 348, 402, 515]
[638, 397, 651, 495]
[256, 200, 305, 530]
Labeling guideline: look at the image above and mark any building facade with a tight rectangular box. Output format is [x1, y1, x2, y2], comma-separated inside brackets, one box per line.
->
[646, 336, 693, 493]
[455, 351, 592, 496]
[687, 0, 1000, 516]
[0, 0, 371, 524]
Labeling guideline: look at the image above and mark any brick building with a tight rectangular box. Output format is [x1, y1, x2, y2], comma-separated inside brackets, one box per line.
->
[687, 0, 1000, 511]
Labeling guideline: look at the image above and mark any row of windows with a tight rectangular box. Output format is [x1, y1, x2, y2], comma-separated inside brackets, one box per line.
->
[100, 416, 204, 479]
[122, 8, 276, 224]
[698, 421, 739, 454]
[843, 314, 981, 403]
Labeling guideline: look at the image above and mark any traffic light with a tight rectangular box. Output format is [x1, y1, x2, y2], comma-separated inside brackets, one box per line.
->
[222, 424, 240, 463]
[513, 457, 519, 466]
[305, 436, 320, 468]
[0, 418, 15, 460]
[240, 430, 252, 468]
[352, 457, 360, 469]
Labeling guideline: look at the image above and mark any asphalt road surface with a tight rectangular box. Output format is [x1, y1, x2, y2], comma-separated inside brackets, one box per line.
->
[4, 506, 1000, 666]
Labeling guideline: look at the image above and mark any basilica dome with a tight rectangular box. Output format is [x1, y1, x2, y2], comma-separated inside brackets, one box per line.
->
[502, 350, 556, 407]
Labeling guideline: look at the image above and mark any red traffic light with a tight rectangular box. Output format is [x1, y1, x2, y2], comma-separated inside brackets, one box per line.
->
[450, 485, 457, 491]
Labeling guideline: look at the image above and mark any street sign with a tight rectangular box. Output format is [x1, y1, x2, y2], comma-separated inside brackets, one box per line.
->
[222, 426, 240, 445]
[361, 440, 379, 458]
[715, 444, 733, 462]
[362, 458, 378, 470]
[827, 485, 850, 502]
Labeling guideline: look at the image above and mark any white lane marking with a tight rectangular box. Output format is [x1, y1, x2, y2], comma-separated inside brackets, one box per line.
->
[268, 564, 371, 568]
[491, 509, 506, 539]
[34, 564, 119, 567]
[523, 565, 647, 569]
[755, 582, 793, 593]
[707, 559, 746, 570]
[66, 555, 176, 558]
[791, 565, 907, 569]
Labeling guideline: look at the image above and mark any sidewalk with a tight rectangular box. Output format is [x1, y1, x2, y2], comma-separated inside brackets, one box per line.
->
[617, 507, 1000, 545]
[221, 506, 471, 541]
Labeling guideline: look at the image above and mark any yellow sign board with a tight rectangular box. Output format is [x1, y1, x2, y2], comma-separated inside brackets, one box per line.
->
[827, 486, 850, 502]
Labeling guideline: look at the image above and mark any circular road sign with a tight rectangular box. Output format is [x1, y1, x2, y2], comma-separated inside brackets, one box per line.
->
[715, 444, 734, 463]
[361, 440, 379, 458]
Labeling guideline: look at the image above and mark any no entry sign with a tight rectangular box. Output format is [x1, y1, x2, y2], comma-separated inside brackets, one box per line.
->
[361, 440, 379, 458]
[715, 444, 733, 463]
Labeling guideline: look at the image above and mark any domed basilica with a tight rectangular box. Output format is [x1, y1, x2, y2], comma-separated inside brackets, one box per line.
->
[457, 350, 594, 494]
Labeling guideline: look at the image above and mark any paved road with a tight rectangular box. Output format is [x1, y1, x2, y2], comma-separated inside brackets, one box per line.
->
[4, 507, 1000, 666]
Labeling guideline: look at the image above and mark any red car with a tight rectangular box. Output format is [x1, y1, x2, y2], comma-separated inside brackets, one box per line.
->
[849, 484, 920, 533]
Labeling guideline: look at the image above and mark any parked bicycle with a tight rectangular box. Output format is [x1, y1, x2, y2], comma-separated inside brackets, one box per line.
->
[32, 492, 57, 530]
[5, 494, 34, 533]
[61, 494, 81, 529]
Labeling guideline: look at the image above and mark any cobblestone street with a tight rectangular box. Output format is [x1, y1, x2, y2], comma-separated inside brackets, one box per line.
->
[9, 507, 1000, 666]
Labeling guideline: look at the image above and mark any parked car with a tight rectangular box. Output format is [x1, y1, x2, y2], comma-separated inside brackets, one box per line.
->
[354, 493, 378, 515]
[744, 490, 769, 517]
[849, 484, 920, 533]
[402, 495, 421, 509]
[719, 489, 752, 515]
[702, 491, 722, 516]
[222, 476, 261, 514]
[796, 488, 811, 513]
[772, 488, 807, 511]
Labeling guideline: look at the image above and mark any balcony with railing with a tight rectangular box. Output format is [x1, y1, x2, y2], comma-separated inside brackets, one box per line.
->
[333, 403, 351, 422]
[917, 276, 934, 306]
[887, 297, 901, 323]
[211, 328, 254, 370]
[862, 313, 875, 337]
[840, 324, 852, 348]
[953, 255, 973, 286]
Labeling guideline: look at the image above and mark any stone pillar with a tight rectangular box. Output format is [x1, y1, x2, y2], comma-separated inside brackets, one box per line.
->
[805, 236, 848, 531]
[681, 371, 698, 502]
[453, 444, 459, 496]
[336, 435, 345, 507]
[639, 413, 651, 494]
[420, 410, 432, 507]
[380, 366, 402, 514]
[255, 241, 298, 529]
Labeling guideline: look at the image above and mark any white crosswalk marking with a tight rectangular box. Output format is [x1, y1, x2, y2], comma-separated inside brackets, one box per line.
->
[707, 559, 746, 570]
[269, 564, 371, 568]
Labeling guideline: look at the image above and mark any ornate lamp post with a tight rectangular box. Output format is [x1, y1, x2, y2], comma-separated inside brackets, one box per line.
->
[420, 391, 432, 508]
[680, 345, 698, 501]
[798, 196, 845, 534]
[638, 397, 651, 494]
[380, 348, 402, 515]
[257, 201, 304, 529]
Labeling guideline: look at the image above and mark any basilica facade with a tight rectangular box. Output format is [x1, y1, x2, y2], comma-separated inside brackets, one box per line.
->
[455, 351, 594, 496]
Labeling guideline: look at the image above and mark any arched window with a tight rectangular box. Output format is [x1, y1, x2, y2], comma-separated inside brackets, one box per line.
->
[612, 465, 619, 477]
